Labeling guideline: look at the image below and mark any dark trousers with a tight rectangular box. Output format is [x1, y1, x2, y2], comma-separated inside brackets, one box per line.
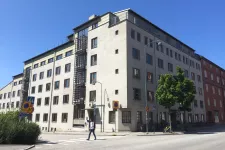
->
[87, 129, 96, 140]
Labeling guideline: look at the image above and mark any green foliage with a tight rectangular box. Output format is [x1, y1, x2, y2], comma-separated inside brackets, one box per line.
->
[155, 74, 177, 109]
[175, 67, 196, 112]
[0, 111, 41, 144]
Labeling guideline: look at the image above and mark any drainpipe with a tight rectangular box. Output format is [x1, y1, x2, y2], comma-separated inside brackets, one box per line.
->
[48, 52, 56, 132]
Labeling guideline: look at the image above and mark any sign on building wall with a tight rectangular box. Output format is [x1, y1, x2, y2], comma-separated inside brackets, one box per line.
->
[19, 96, 35, 117]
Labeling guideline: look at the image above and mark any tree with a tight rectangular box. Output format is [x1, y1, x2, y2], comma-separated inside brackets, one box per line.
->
[174, 67, 196, 125]
[155, 74, 177, 132]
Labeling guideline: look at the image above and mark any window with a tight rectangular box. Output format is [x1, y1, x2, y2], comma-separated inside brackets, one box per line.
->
[62, 113, 68, 123]
[19, 80, 22, 84]
[191, 72, 195, 80]
[47, 69, 52, 78]
[147, 91, 154, 102]
[52, 113, 57, 122]
[91, 37, 98, 49]
[90, 72, 97, 84]
[8, 92, 11, 98]
[91, 54, 97, 66]
[109, 111, 115, 123]
[210, 64, 212, 68]
[122, 111, 131, 123]
[63, 95, 69, 104]
[137, 111, 142, 123]
[217, 76, 220, 83]
[184, 70, 189, 78]
[12, 91, 15, 97]
[175, 52, 178, 60]
[200, 101, 204, 108]
[147, 72, 153, 83]
[39, 72, 44, 80]
[131, 29, 135, 39]
[146, 54, 152, 65]
[198, 87, 203, 95]
[54, 81, 60, 90]
[16, 92, 20, 98]
[45, 97, 50, 105]
[220, 100, 222, 107]
[64, 79, 70, 88]
[46, 83, 51, 91]
[115, 30, 119, 35]
[40, 61, 46, 66]
[183, 56, 185, 64]
[65, 50, 72, 57]
[35, 114, 40, 122]
[2, 103, 5, 109]
[132, 48, 140, 60]
[197, 75, 201, 82]
[156, 43, 159, 50]
[214, 99, 216, 106]
[43, 113, 48, 122]
[53, 96, 59, 105]
[115, 49, 118, 54]
[4, 93, 6, 99]
[38, 85, 43, 93]
[137, 32, 141, 42]
[48, 58, 54, 63]
[166, 48, 169, 55]
[160, 45, 164, 53]
[16, 101, 19, 108]
[64, 63, 71, 73]
[34, 64, 38, 68]
[205, 84, 208, 92]
[194, 100, 198, 107]
[211, 73, 214, 80]
[115, 90, 119, 95]
[158, 58, 164, 69]
[168, 63, 173, 72]
[133, 88, 141, 100]
[115, 69, 119, 74]
[37, 98, 41, 106]
[186, 58, 189, 65]
[90, 91, 96, 102]
[0, 94, 2, 100]
[149, 39, 153, 47]
[144, 36, 148, 45]
[212, 86, 215, 94]
[11, 102, 14, 108]
[31, 86, 35, 94]
[55, 66, 61, 75]
[170, 50, 173, 57]
[33, 74, 37, 81]
[133, 68, 140, 79]
[207, 98, 210, 106]
[7, 103, 9, 109]
[204, 70, 207, 78]
[14, 82, 17, 86]
[178, 54, 181, 61]
[56, 54, 62, 60]
[218, 88, 221, 96]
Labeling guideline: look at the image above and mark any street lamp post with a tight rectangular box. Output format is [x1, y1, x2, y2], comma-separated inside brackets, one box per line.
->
[93, 81, 103, 132]
[144, 40, 161, 134]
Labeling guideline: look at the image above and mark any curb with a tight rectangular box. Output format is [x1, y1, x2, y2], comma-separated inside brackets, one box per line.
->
[23, 145, 35, 150]
[42, 132, 128, 136]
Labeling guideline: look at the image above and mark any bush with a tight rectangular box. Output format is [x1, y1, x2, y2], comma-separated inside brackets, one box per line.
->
[0, 111, 41, 144]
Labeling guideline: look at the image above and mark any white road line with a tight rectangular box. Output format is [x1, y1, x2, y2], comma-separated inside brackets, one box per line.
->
[58, 140, 68, 142]
[44, 144, 53, 146]
[35, 146, 42, 149]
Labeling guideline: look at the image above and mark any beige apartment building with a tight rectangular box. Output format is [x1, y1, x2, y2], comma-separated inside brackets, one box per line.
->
[0, 8, 206, 132]
[0, 74, 23, 113]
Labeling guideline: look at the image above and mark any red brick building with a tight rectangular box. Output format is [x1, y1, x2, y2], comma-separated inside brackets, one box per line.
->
[201, 57, 225, 123]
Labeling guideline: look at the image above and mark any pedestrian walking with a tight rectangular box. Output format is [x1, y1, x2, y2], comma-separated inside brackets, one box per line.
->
[87, 119, 96, 140]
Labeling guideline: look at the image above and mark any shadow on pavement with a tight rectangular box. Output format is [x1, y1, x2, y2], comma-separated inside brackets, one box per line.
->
[183, 124, 225, 135]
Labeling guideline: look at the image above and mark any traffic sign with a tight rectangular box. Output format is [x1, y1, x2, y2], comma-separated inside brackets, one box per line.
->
[113, 101, 119, 110]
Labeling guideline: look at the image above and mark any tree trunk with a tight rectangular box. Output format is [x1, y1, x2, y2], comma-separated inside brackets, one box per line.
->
[169, 109, 172, 133]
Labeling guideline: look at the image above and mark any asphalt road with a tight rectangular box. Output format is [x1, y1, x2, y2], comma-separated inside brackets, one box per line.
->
[1, 126, 225, 150]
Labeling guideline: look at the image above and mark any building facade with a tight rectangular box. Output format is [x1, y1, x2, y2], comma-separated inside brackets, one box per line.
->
[201, 57, 225, 123]
[0, 74, 23, 113]
[1, 8, 216, 132]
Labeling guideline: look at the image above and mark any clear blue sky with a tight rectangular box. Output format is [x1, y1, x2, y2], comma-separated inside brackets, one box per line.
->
[0, 0, 225, 88]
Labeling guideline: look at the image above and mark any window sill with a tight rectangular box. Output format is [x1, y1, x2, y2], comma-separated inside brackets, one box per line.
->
[62, 121, 68, 123]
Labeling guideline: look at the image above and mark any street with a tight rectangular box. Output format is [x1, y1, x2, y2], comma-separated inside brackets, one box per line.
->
[1, 126, 225, 150]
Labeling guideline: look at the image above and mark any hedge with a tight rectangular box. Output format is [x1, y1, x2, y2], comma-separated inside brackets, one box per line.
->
[0, 111, 41, 144]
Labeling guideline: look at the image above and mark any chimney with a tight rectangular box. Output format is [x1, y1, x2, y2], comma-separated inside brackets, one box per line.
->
[89, 14, 97, 20]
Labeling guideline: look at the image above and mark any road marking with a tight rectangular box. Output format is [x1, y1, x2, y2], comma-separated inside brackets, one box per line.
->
[58, 140, 68, 142]
[44, 144, 53, 146]
[35, 146, 42, 149]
